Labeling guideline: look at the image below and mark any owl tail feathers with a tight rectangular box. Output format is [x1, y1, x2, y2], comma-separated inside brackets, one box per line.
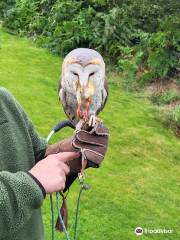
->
[56, 196, 68, 232]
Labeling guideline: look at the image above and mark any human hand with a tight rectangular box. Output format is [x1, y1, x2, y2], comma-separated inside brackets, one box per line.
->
[29, 152, 79, 193]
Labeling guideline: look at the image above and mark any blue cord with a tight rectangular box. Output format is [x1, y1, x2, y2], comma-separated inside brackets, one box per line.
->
[56, 192, 71, 240]
[74, 186, 83, 240]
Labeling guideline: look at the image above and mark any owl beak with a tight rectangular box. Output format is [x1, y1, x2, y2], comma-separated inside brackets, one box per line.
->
[79, 74, 88, 88]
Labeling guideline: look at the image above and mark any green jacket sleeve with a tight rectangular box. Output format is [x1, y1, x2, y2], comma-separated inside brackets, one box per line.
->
[0, 171, 44, 238]
[1, 88, 47, 161]
[16, 105, 47, 162]
[24, 116, 47, 162]
[0, 88, 47, 238]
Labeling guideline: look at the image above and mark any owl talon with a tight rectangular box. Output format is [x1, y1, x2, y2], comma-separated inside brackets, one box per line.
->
[89, 115, 96, 127]
[89, 115, 102, 127]
[76, 119, 84, 131]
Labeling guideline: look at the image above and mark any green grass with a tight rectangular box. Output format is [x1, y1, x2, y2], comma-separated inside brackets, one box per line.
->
[0, 28, 180, 240]
[150, 90, 180, 106]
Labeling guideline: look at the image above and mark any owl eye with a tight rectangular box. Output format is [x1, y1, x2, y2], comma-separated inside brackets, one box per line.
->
[72, 72, 78, 77]
[89, 72, 95, 77]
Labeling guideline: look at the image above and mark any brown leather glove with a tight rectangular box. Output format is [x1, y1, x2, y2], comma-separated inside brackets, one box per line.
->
[45, 121, 109, 191]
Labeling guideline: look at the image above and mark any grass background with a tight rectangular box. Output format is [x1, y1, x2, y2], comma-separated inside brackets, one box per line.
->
[0, 28, 180, 240]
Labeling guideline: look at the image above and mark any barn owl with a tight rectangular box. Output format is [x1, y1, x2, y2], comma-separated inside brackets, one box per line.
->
[58, 48, 108, 127]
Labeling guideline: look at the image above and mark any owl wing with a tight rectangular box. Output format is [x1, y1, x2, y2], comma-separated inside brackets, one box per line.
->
[58, 80, 78, 126]
[96, 78, 108, 115]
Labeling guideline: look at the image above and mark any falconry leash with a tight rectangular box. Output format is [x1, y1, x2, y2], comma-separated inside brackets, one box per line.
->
[46, 120, 91, 240]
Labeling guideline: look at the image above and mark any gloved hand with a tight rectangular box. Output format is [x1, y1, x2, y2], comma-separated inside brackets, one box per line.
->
[45, 121, 109, 191]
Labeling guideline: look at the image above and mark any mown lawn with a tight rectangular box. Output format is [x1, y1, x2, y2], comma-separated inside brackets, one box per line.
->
[0, 28, 180, 240]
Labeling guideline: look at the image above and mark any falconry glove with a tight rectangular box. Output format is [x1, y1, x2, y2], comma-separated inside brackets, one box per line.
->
[45, 121, 109, 191]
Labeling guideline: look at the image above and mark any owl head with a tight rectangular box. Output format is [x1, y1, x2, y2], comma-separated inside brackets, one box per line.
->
[60, 48, 105, 97]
